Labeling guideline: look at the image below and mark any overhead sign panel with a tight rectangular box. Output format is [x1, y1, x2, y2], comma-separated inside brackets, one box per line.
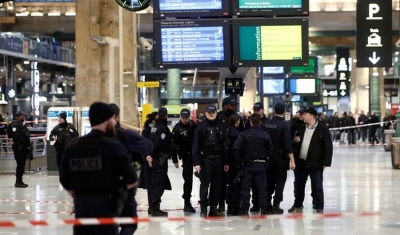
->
[232, 0, 309, 17]
[336, 47, 351, 98]
[356, 0, 392, 68]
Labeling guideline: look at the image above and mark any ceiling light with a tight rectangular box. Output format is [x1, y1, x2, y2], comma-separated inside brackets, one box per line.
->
[65, 12, 76, 16]
[365, 86, 369, 89]
[23, 61, 29, 64]
[16, 12, 29, 16]
[48, 12, 61, 16]
[31, 12, 44, 17]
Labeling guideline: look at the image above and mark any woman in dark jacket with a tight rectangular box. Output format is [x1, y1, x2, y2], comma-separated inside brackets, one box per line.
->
[226, 113, 242, 216]
[138, 111, 158, 214]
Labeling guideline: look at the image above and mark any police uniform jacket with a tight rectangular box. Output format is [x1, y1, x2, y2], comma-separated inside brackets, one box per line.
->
[244, 114, 269, 130]
[9, 121, 30, 147]
[192, 118, 228, 167]
[171, 120, 197, 163]
[264, 116, 294, 154]
[227, 126, 241, 166]
[233, 126, 273, 164]
[294, 122, 333, 168]
[217, 110, 244, 131]
[150, 119, 172, 158]
[50, 122, 79, 148]
[115, 122, 153, 159]
[60, 130, 138, 195]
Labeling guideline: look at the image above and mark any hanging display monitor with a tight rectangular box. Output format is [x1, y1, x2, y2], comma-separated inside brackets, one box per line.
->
[263, 66, 284, 75]
[153, 0, 230, 18]
[154, 19, 232, 68]
[232, 0, 309, 17]
[289, 56, 317, 75]
[263, 78, 285, 95]
[289, 78, 316, 94]
[232, 18, 309, 67]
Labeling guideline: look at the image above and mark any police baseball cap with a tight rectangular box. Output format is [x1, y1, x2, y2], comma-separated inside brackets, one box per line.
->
[296, 108, 305, 114]
[180, 108, 190, 118]
[15, 111, 24, 117]
[158, 107, 168, 115]
[274, 103, 286, 113]
[303, 106, 318, 116]
[253, 102, 264, 111]
[206, 105, 217, 113]
[222, 97, 238, 106]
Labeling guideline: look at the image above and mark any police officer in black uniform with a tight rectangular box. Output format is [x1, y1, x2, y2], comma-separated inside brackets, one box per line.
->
[146, 107, 172, 217]
[171, 108, 197, 212]
[49, 112, 79, 170]
[244, 102, 269, 130]
[264, 103, 296, 214]
[109, 103, 154, 235]
[60, 102, 138, 235]
[193, 105, 229, 217]
[233, 114, 274, 216]
[8, 111, 31, 188]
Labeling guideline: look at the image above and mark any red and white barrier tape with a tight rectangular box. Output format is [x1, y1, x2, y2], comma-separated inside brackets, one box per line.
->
[0, 199, 73, 204]
[328, 120, 398, 131]
[0, 211, 390, 228]
[0, 120, 47, 125]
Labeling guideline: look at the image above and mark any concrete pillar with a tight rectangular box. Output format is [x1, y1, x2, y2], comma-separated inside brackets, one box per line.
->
[369, 67, 382, 119]
[239, 67, 257, 112]
[75, 0, 139, 126]
[166, 69, 181, 105]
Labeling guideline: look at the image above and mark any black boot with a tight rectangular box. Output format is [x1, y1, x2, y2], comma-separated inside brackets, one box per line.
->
[250, 205, 260, 212]
[150, 207, 168, 217]
[15, 178, 28, 188]
[183, 201, 196, 213]
[238, 208, 249, 216]
[217, 201, 225, 213]
[200, 205, 208, 217]
[230, 206, 239, 216]
[208, 205, 224, 217]
[271, 205, 284, 214]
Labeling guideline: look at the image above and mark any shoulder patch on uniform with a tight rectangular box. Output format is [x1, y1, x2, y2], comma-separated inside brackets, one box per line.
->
[12, 127, 16, 132]
[161, 133, 166, 139]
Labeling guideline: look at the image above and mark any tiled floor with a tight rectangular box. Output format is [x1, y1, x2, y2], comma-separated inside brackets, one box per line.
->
[0, 145, 399, 234]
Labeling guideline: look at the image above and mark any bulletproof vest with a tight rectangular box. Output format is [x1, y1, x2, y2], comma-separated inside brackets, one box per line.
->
[177, 121, 194, 145]
[264, 121, 283, 149]
[243, 133, 267, 160]
[55, 124, 74, 147]
[150, 125, 158, 143]
[68, 138, 115, 194]
[202, 125, 222, 154]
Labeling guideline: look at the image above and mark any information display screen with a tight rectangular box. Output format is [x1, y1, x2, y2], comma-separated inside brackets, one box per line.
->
[232, 18, 309, 67]
[263, 66, 284, 74]
[154, 19, 231, 68]
[263, 79, 285, 95]
[289, 57, 317, 75]
[153, 0, 230, 18]
[232, 0, 308, 17]
[289, 78, 316, 94]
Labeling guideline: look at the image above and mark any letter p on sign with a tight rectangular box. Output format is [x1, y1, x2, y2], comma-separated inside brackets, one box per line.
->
[367, 3, 383, 20]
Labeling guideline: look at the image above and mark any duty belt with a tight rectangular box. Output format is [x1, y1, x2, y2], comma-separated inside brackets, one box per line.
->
[250, 159, 266, 163]
[204, 154, 220, 160]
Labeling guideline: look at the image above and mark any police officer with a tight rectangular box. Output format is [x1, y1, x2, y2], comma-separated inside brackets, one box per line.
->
[109, 103, 154, 235]
[193, 105, 229, 217]
[49, 112, 79, 170]
[8, 111, 31, 188]
[264, 103, 296, 214]
[146, 107, 172, 217]
[60, 102, 138, 235]
[233, 114, 274, 216]
[171, 108, 197, 212]
[244, 102, 269, 130]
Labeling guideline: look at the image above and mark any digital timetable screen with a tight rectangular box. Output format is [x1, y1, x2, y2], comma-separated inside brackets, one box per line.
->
[232, 0, 308, 16]
[154, 20, 231, 68]
[289, 78, 316, 94]
[232, 18, 309, 67]
[290, 57, 317, 75]
[263, 79, 285, 95]
[153, 0, 230, 18]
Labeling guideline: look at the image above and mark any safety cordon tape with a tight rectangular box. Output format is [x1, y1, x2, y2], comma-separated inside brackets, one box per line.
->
[0, 120, 47, 125]
[0, 211, 388, 228]
[328, 119, 399, 131]
[0, 199, 74, 204]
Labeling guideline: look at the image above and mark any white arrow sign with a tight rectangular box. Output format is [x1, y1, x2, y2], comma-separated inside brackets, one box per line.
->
[369, 51, 380, 65]
[340, 90, 346, 96]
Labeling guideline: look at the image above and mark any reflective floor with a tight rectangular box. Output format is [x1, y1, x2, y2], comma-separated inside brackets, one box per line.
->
[0, 145, 399, 234]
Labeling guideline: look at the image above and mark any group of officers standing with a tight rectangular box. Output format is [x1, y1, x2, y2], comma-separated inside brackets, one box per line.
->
[34, 96, 333, 235]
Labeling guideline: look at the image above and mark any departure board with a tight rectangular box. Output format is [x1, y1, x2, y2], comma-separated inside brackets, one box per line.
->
[289, 78, 316, 94]
[232, 0, 308, 16]
[263, 79, 285, 94]
[238, 0, 302, 9]
[154, 20, 231, 68]
[159, 0, 222, 11]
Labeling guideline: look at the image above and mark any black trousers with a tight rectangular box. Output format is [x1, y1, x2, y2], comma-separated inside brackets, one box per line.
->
[74, 195, 118, 235]
[12, 143, 28, 180]
[293, 159, 324, 210]
[369, 127, 379, 144]
[226, 165, 240, 209]
[150, 160, 168, 209]
[181, 155, 194, 202]
[143, 162, 154, 207]
[56, 147, 65, 170]
[219, 171, 227, 205]
[267, 157, 288, 206]
[119, 189, 138, 235]
[240, 163, 268, 210]
[199, 157, 223, 206]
